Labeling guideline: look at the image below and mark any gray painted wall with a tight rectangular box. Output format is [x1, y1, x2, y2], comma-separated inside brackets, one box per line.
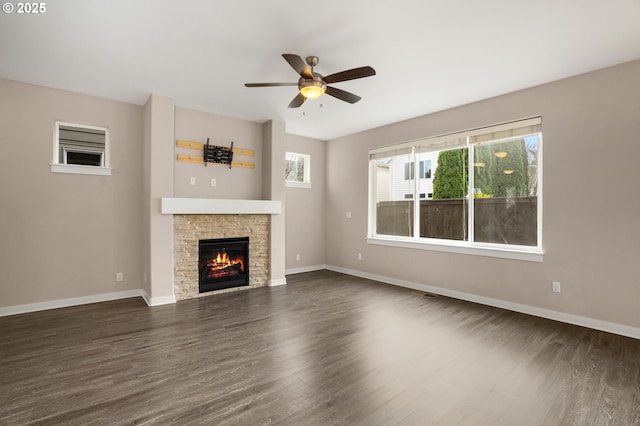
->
[262, 120, 287, 284]
[325, 59, 640, 329]
[2, 59, 639, 333]
[0, 83, 292, 308]
[0, 78, 144, 306]
[285, 134, 326, 271]
[174, 107, 263, 200]
[144, 95, 175, 302]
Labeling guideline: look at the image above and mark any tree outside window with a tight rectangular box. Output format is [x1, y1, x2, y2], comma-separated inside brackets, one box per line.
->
[285, 152, 311, 188]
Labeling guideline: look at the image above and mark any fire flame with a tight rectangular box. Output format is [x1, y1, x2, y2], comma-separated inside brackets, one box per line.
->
[206, 250, 244, 279]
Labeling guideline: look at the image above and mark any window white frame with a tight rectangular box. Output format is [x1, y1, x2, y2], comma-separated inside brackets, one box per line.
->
[62, 147, 105, 166]
[51, 121, 111, 176]
[285, 152, 311, 188]
[367, 117, 543, 262]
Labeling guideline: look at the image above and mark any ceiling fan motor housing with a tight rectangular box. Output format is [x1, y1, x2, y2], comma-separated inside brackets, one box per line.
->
[305, 56, 320, 67]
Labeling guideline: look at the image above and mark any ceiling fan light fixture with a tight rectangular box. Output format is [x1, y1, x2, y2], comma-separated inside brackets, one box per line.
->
[300, 80, 326, 99]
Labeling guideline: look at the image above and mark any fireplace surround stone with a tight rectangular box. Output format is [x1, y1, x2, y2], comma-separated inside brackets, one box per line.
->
[173, 214, 269, 300]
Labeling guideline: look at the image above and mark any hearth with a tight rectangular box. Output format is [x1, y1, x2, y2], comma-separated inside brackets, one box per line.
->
[198, 237, 249, 293]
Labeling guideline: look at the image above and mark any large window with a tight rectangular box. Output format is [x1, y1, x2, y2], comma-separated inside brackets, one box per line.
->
[368, 117, 542, 261]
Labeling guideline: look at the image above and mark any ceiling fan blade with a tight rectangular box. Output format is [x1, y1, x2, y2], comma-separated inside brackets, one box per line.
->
[288, 93, 306, 108]
[282, 54, 312, 78]
[325, 86, 362, 104]
[245, 82, 298, 87]
[323, 66, 376, 84]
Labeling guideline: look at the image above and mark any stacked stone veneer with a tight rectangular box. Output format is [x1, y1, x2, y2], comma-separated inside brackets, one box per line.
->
[173, 214, 270, 300]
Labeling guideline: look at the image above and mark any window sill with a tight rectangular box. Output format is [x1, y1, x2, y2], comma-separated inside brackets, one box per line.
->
[50, 163, 112, 176]
[285, 181, 311, 189]
[367, 236, 543, 262]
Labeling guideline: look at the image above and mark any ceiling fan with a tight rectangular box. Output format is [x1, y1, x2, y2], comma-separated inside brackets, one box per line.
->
[245, 53, 376, 108]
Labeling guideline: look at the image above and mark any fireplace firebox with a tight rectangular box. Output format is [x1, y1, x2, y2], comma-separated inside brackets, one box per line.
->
[198, 237, 249, 293]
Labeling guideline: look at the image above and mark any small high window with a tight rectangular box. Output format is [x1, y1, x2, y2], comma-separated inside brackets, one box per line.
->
[285, 152, 311, 188]
[51, 121, 111, 175]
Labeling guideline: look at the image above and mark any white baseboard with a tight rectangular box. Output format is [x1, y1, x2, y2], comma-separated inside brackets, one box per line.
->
[0, 290, 145, 317]
[268, 278, 287, 287]
[285, 264, 327, 275]
[141, 291, 176, 306]
[326, 265, 640, 340]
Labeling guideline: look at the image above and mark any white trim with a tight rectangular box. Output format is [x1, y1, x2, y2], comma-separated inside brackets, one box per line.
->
[367, 236, 543, 262]
[161, 198, 281, 215]
[268, 278, 287, 287]
[0, 290, 144, 317]
[325, 265, 640, 340]
[286, 264, 327, 275]
[368, 160, 377, 237]
[536, 133, 544, 250]
[62, 147, 104, 167]
[370, 116, 542, 156]
[141, 291, 176, 306]
[50, 163, 112, 176]
[285, 181, 312, 189]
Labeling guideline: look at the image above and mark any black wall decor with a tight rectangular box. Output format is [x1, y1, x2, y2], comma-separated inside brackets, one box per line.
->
[203, 138, 234, 168]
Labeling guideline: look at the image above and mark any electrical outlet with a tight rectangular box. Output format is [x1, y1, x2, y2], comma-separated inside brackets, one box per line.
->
[357, 253, 362, 260]
[116, 272, 124, 282]
[190, 177, 196, 185]
[211, 178, 216, 187]
[346, 211, 352, 219]
[296, 254, 301, 261]
[552, 281, 561, 293]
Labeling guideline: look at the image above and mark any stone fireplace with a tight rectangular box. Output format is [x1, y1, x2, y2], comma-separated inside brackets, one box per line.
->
[173, 213, 270, 300]
[160, 197, 282, 302]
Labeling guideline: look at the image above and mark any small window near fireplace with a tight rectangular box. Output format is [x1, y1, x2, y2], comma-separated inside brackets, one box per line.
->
[51, 121, 111, 176]
[199, 237, 249, 293]
[285, 151, 311, 188]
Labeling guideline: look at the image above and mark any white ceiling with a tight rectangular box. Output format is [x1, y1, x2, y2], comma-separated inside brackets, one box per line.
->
[1, 0, 640, 140]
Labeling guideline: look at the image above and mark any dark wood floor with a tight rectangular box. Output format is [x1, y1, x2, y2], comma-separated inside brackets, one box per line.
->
[1, 270, 640, 425]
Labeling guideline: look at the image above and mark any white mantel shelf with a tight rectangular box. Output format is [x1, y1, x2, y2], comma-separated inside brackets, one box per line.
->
[161, 198, 281, 215]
